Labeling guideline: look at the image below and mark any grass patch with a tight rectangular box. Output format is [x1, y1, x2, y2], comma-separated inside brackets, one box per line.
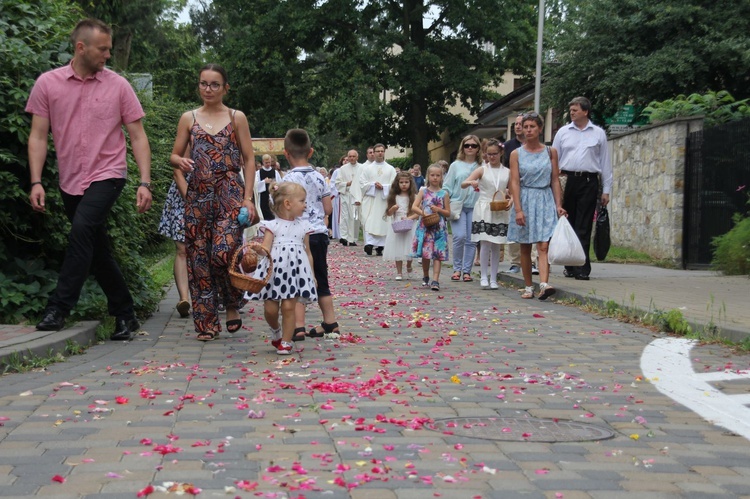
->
[593, 246, 677, 268]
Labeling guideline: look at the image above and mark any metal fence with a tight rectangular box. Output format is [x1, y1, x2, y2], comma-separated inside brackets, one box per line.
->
[684, 118, 750, 268]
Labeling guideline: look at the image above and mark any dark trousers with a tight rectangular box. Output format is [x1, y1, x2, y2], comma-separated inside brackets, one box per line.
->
[562, 173, 599, 276]
[49, 178, 134, 319]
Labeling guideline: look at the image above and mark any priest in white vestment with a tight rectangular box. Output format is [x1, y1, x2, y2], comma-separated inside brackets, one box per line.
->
[334, 149, 363, 246]
[359, 143, 397, 256]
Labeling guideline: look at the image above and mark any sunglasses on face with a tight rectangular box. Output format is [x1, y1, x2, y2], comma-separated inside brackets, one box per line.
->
[463, 143, 479, 149]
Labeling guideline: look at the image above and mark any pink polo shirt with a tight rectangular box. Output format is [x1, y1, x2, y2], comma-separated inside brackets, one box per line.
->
[26, 65, 145, 195]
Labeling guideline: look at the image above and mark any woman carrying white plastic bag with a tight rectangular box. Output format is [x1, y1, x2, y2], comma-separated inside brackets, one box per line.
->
[548, 216, 586, 267]
[507, 112, 567, 300]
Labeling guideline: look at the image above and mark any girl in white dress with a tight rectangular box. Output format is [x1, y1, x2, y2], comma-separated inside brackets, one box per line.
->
[382, 172, 418, 279]
[246, 182, 317, 355]
[461, 139, 512, 289]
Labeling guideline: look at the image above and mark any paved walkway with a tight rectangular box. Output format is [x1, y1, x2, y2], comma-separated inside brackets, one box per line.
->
[1, 244, 749, 498]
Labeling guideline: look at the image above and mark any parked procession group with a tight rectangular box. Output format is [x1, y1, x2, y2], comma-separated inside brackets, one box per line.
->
[26, 19, 612, 355]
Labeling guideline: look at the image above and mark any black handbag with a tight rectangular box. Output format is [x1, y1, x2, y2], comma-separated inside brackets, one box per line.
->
[593, 206, 611, 261]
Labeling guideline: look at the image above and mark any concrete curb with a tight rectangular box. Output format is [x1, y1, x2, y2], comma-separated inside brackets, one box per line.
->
[0, 321, 99, 371]
[495, 273, 750, 343]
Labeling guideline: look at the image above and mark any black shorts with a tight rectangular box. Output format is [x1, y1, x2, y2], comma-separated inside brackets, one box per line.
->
[308, 233, 331, 297]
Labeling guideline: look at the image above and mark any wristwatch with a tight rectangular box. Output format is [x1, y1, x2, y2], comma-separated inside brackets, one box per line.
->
[138, 182, 152, 191]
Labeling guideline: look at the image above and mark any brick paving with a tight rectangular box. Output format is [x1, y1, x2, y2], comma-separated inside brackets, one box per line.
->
[0, 243, 749, 498]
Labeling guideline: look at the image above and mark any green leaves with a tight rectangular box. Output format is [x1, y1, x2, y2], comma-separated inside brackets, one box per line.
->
[545, 0, 750, 123]
[641, 91, 750, 127]
[195, 0, 537, 167]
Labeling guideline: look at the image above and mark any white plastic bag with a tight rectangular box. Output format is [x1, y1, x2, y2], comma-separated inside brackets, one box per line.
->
[548, 216, 586, 266]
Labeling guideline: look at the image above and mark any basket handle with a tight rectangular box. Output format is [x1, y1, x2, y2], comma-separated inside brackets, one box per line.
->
[491, 190, 506, 202]
[232, 242, 272, 272]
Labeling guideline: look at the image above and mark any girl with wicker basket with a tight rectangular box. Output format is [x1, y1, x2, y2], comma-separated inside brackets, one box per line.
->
[410, 164, 450, 291]
[460, 139, 512, 290]
[245, 182, 317, 355]
[383, 172, 418, 280]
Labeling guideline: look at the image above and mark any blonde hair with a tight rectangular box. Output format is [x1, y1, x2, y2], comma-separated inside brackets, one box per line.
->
[457, 134, 481, 161]
[425, 163, 444, 187]
[268, 182, 306, 216]
[262, 154, 274, 164]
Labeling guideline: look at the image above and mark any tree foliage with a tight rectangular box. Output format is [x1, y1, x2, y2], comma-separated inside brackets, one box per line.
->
[544, 0, 750, 122]
[72, 0, 183, 71]
[642, 91, 750, 127]
[193, 0, 537, 167]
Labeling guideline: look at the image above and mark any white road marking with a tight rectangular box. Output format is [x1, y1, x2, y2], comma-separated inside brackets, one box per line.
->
[640, 337, 750, 441]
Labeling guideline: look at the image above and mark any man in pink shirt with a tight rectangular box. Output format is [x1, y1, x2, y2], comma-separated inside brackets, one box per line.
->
[26, 18, 153, 341]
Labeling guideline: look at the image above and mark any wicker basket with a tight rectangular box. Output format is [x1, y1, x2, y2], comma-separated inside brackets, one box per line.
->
[422, 212, 440, 227]
[391, 218, 415, 233]
[490, 191, 510, 211]
[229, 243, 273, 293]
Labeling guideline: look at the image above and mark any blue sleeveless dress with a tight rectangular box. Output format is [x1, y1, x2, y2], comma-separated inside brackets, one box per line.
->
[507, 147, 557, 244]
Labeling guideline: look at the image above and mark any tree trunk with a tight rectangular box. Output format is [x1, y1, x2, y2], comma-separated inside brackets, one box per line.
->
[112, 28, 132, 72]
[405, 0, 429, 168]
[409, 100, 430, 169]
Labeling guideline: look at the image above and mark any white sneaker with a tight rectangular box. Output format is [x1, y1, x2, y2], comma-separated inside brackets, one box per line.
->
[395, 274, 403, 281]
[490, 281, 499, 290]
[480, 278, 489, 289]
[531, 264, 539, 275]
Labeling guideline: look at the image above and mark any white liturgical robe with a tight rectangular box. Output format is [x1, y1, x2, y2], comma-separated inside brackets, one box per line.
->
[359, 161, 397, 237]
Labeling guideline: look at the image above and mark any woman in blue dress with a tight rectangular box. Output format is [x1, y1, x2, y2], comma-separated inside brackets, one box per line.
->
[507, 112, 566, 300]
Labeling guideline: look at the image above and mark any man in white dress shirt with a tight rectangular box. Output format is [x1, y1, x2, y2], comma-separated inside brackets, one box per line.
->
[334, 149, 363, 246]
[552, 96, 612, 281]
[359, 143, 396, 256]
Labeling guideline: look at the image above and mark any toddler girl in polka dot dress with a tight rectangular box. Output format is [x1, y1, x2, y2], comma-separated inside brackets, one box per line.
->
[245, 182, 317, 354]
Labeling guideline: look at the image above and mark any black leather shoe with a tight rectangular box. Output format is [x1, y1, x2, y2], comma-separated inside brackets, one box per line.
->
[364, 244, 373, 255]
[111, 317, 139, 341]
[36, 309, 65, 331]
[575, 274, 590, 281]
[340, 239, 348, 246]
[348, 242, 357, 246]
[376, 246, 383, 256]
[563, 269, 579, 278]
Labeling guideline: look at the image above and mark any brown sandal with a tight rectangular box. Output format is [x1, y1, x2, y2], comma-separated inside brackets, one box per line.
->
[197, 331, 219, 341]
[521, 286, 534, 299]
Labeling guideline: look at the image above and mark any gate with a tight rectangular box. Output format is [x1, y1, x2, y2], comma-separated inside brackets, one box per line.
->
[683, 118, 750, 269]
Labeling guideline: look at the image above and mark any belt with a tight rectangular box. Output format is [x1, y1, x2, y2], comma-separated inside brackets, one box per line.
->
[561, 170, 598, 178]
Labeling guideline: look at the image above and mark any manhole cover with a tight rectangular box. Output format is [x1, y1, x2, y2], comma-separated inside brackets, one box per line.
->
[429, 417, 616, 443]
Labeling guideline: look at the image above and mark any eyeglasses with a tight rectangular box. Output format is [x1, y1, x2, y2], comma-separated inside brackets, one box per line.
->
[463, 143, 479, 149]
[199, 81, 222, 91]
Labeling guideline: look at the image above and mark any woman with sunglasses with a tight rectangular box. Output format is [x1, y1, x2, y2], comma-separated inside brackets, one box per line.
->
[443, 135, 481, 282]
[507, 112, 566, 300]
[170, 63, 257, 341]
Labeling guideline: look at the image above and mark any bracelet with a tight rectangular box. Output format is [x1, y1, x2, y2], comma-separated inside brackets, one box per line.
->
[30, 181, 42, 188]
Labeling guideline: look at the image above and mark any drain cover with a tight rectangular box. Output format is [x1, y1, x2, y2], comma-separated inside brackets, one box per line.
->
[430, 417, 616, 443]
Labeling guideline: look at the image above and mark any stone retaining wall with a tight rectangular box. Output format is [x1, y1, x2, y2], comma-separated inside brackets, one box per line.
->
[608, 117, 703, 264]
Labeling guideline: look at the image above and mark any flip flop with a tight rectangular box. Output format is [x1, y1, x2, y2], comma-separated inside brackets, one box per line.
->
[450, 272, 461, 281]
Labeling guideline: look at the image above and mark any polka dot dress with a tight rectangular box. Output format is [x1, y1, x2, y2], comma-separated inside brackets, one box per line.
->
[245, 218, 318, 303]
